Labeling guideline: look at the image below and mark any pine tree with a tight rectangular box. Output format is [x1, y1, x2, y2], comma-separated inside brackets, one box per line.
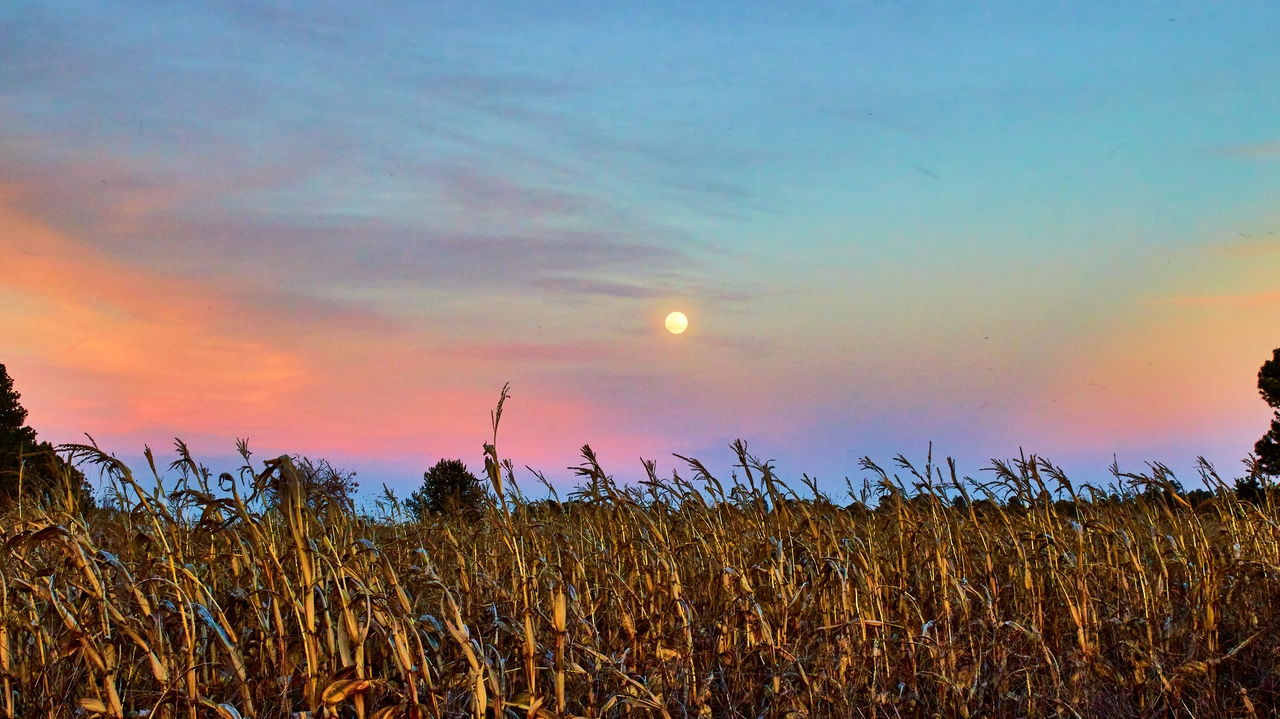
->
[0, 363, 91, 507]
[1255, 348, 1280, 476]
[0, 364, 37, 457]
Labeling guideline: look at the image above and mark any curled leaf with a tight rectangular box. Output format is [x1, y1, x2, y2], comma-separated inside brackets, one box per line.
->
[322, 678, 371, 706]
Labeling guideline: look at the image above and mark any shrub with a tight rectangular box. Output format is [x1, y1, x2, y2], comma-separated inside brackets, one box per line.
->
[405, 458, 485, 519]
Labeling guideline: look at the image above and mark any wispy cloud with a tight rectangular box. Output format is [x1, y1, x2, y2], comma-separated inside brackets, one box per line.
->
[0, 142, 706, 300]
[438, 341, 629, 364]
[5, 0, 1280, 487]
[0, 190, 310, 430]
[536, 277, 669, 299]
[0, 188, 639, 468]
[535, 276, 752, 301]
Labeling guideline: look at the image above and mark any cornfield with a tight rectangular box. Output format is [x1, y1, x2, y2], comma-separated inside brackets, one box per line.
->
[3, 420, 1279, 717]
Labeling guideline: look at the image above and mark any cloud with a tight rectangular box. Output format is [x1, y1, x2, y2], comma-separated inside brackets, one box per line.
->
[439, 342, 628, 364]
[0, 188, 635, 472]
[536, 277, 668, 299]
[152, 222, 691, 294]
[0, 181, 772, 482]
[535, 276, 752, 301]
[0, 1, 770, 324]
[0, 143, 703, 299]
[0, 189, 310, 430]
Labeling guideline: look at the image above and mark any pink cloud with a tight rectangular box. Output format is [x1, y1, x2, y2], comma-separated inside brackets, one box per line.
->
[0, 186, 618, 475]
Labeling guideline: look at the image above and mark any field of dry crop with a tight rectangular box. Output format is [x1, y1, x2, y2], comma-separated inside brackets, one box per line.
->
[2, 433, 1279, 719]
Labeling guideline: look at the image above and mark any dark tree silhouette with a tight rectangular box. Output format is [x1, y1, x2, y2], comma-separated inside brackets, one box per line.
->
[1260, 347, 1280, 409]
[0, 364, 37, 456]
[0, 363, 91, 507]
[406, 458, 485, 519]
[1256, 348, 1280, 477]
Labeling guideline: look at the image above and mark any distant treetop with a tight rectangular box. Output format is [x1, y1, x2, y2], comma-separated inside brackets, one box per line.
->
[406, 458, 486, 519]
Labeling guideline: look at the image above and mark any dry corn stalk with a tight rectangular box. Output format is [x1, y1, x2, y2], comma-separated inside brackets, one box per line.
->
[0, 437, 1276, 718]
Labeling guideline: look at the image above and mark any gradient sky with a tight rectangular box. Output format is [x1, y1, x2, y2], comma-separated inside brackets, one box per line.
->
[3, 1, 1279, 495]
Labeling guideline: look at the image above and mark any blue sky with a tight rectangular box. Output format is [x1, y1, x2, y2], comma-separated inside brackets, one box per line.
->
[3, 1, 1279, 494]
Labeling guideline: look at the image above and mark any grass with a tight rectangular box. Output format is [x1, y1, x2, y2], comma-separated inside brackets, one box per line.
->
[2, 418, 1279, 718]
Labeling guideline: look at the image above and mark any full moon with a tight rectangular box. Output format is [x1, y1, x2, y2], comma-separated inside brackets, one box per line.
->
[665, 311, 688, 334]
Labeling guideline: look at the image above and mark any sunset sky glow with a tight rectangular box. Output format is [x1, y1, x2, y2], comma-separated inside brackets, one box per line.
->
[3, 1, 1280, 493]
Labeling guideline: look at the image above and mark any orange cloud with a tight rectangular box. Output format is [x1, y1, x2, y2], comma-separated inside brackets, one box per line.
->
[0, 186, 308, 434]
[0, 186, 646, 478]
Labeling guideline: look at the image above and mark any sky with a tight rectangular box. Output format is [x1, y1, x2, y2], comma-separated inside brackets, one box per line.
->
[3, 1, 1279, 497]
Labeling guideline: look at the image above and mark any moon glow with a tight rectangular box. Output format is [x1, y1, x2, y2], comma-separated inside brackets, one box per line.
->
[665, 311, 688, 334]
